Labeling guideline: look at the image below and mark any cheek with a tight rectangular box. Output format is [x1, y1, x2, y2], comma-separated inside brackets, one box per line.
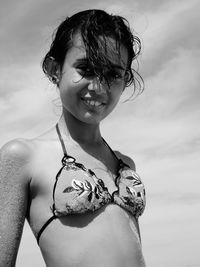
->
[59, 75, 83, 96]
[110, 84, 124, 101]
[60, 69, 81, 85]
[107, 90, 123, 114]
[70, 72, 83, 83]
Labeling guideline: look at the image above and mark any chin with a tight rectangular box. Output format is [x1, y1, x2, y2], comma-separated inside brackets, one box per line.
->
[81, 115, 102, 125]
[78, 111, 108, 124]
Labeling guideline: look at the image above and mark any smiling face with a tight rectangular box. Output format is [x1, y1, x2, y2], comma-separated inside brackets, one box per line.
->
[57, 32, 128, 125]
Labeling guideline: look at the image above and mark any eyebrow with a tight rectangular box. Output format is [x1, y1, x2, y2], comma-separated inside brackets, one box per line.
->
[74, 58, 88, 65]
[74, 57, 126, 71]
[111, 64, 126, 71]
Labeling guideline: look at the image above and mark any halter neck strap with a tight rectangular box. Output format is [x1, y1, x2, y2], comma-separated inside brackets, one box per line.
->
[102, 138, 119, 161]
[55, 123, 128, 169]
[102, 138, 130, 170]
[56, 123, 67, 155]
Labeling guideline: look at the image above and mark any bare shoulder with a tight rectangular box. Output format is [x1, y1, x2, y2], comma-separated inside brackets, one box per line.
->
[1, 138, 32, 154]
[0, 139, 35, 265]
[115, 150, 136, 171]
[0, 138, 34, 183]
[0, 138, 34, 163]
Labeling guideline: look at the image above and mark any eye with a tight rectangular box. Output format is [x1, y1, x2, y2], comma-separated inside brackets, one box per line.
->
[76, 64, 95, 78]
[106, 70, 123, 82]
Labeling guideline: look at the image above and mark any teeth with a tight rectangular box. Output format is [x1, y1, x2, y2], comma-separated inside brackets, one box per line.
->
[95, 102, 101, 106]
[84, 99, 103, 107]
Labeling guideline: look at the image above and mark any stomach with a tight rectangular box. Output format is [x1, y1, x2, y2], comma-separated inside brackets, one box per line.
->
[38, 204, 146, 267]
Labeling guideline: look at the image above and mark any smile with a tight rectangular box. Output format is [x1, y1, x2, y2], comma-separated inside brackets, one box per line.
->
[81, 98, 106, 108]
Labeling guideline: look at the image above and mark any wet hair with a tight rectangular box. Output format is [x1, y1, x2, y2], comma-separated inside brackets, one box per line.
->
[42, 9, 144, 94]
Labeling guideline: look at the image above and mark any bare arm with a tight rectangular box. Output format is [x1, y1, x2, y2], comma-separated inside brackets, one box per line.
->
[0, 140, 31, 267]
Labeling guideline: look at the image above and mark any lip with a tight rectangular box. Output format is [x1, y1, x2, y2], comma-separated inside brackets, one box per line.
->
[80, 97, 106, 110]
[81, 96, 107, 105]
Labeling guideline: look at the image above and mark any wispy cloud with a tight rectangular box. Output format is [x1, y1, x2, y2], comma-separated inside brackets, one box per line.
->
[1, 0, 200, 266]
[141, 0, 199, 77]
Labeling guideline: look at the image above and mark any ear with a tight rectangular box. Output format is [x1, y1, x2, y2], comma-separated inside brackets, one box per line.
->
[124, 70, 131, 83]
[44, 57, 61, 83]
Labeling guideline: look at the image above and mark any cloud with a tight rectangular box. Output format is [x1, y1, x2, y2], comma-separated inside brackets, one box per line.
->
[0, 1, 47, 63]
[103, 43, 200, 161]
[142, 49, 200, 118]
[141, 0, 199, 78]
[1, 1, 200, 267]
[0, 65, 59, 145]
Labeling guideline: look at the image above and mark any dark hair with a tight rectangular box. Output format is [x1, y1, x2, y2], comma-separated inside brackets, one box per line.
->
[42, 9, 144, 94]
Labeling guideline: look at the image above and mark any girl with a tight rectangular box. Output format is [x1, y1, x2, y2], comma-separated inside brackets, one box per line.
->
[0, 9, 146, 267]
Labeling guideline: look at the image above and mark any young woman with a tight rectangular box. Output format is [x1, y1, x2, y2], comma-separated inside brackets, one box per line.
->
[0, 9, 146, 267]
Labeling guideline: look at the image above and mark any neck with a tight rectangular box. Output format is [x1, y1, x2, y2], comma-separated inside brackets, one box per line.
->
[59, 111, 102, 145]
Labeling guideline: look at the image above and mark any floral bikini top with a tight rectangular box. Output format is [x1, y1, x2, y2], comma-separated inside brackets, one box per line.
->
[36, 124, 146, 244]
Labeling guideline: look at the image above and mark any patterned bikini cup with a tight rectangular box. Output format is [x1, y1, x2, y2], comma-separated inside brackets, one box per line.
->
[36, 124, 146, 244]
[54, 155, 146, 218]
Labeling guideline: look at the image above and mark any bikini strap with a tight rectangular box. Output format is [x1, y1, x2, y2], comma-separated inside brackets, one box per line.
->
[37, 215, 57, 244]
[102, 138, 119, 160]
[37, 124, 68, 245]
[56, 123, 67, 155]
[102, 138, 130, 170]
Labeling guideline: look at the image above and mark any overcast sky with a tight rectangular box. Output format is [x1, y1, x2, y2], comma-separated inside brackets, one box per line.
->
[0, 0, 200, 266]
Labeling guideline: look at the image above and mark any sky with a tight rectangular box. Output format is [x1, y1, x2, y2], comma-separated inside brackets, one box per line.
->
[0, 0, 200, 266]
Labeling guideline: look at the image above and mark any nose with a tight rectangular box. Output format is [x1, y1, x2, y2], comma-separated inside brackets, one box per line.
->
[87, 77, 107, 94]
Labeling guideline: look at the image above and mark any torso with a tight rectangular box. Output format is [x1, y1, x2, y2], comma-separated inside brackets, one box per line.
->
[25, 126, 146, 267]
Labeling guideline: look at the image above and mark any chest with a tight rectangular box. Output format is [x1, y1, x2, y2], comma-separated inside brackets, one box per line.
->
[29, 144, 119, 203]
[60, 141, 120, 192]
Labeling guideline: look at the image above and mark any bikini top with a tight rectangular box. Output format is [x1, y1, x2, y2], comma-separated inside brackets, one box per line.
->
[36, 124, 146, 244]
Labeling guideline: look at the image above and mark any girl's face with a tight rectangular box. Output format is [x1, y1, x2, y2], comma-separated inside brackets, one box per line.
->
[58, 32, 128, 125]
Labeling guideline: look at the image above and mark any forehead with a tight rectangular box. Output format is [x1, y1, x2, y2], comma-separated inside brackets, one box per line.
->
[67, 32, 128, 68]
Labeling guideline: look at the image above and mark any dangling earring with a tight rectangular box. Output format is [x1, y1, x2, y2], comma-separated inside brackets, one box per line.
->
[52, 75, 59, 85]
